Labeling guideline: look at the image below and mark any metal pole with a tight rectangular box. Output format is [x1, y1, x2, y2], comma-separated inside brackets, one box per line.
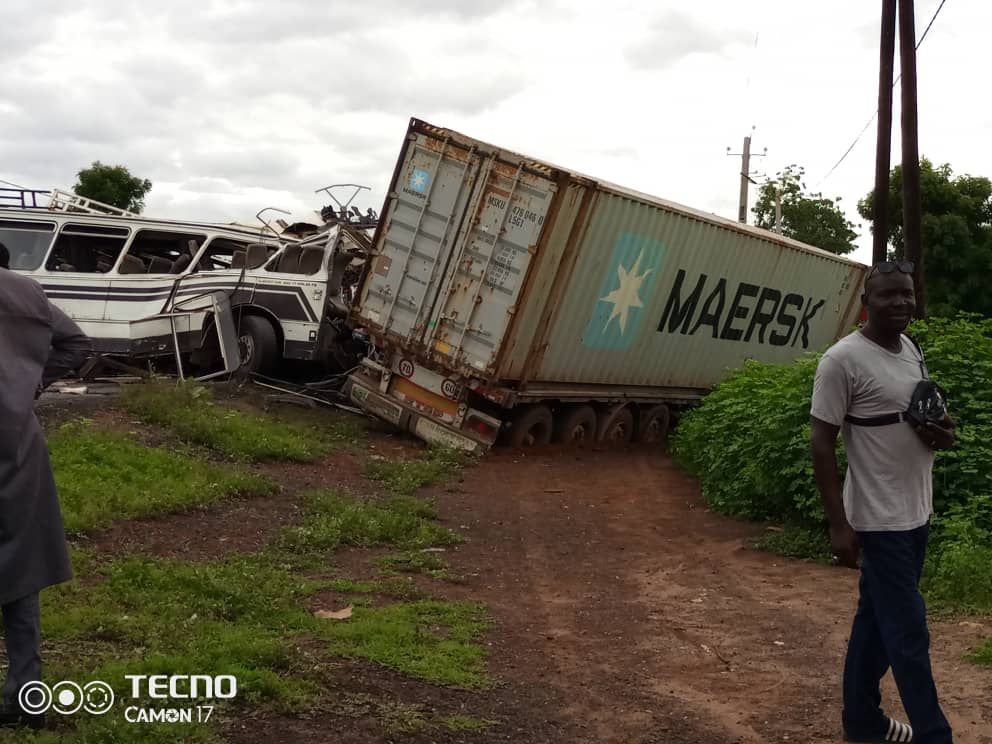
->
[738, 135, 752, 224]
[873, 0, 897, 265]
[899, 0, 925, 317]
[774, 186, 783, 233]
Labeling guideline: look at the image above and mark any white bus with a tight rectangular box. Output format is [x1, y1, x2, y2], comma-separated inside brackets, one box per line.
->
[0, 189, 369, 373]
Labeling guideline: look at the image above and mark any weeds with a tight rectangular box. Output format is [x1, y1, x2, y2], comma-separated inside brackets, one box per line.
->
[318, 600, 490, 688]
[441, 714, 496, 732]
[121, 382, 333, 462]
[278, 491, 461, 555]
[753, 524, 832, 563]
[376, 551, 454, 579]
[365, 448, 467, 496]
[48, 424, 273, 533]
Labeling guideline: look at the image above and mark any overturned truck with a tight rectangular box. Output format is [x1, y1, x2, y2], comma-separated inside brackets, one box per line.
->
[344, 118, 867, 452]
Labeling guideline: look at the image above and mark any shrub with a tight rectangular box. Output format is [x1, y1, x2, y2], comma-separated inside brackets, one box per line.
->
[672, 315, 992, 611]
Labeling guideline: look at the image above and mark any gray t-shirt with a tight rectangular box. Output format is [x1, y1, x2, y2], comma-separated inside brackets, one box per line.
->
[810, 331, 934, 532]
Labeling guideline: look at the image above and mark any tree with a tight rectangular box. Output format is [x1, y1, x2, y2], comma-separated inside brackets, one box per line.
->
[73, 162, 152, 214]
[753, 165, 858, 255]
[858, 159, 992, 317]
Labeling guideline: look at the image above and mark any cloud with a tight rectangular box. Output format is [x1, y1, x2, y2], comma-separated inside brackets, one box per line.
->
[626, 11, 752, 70]
[161, 0, 510, 45]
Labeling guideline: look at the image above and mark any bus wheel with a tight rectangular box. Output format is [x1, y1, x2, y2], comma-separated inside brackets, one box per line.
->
[554, 405, 598, 445]
[507, 405, 554, 448]
[238, 316, 278, 375]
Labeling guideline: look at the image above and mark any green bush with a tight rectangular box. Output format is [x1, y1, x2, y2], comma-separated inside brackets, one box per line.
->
[671, 353, 834, 524]
[671, 315, 992, 611]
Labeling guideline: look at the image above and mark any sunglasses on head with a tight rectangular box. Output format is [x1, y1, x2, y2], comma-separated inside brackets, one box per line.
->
[866, 260, 914, 284]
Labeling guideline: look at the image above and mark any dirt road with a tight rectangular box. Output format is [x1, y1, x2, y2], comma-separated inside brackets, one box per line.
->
[428, 447, 992, 744]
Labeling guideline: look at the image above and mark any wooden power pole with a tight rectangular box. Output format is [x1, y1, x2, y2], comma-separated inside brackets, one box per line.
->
[899, 0, 926, 317]
[728, 134, 766, 225]
[871, 0, 926, 316]
[872, 0, 897, 266]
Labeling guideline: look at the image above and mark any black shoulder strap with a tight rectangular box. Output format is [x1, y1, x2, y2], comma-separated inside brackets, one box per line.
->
[844, 332, 927, 427]
[902, 332, 929, 379]
[845, 411, 909, 427]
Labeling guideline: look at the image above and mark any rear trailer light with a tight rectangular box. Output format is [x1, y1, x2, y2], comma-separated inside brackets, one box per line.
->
[464, 410, 501, 442]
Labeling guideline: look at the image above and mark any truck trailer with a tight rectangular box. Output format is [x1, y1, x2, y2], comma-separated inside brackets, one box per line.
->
[344, 119, 867, 452]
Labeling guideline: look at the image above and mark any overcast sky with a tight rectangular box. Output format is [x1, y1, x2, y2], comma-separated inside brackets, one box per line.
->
[1, 0, 982, 265]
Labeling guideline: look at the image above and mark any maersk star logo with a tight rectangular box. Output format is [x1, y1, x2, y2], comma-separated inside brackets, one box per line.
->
[600, 252, 652, 335]
[410, 168, 430, 194]
[583, 232, 667, 350]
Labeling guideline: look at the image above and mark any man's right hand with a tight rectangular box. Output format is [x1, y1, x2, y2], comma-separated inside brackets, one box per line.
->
[830, 522, 861, 569]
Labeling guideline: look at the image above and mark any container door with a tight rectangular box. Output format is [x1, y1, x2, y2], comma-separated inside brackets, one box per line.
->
[424, 156, 556, 375]
[356, 133, 481, 347]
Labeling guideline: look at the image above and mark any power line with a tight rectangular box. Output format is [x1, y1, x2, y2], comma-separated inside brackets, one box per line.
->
[815, 0, 949, 188]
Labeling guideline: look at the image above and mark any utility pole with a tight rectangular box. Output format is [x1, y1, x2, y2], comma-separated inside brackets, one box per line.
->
[872, 0, 897, 266]
[899, 0, 925, 317]
[727, 132, 766, 224]
[774, 186, 783, 233]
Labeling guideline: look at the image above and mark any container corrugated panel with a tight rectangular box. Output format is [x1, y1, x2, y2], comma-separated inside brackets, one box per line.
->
[503, 187, 864, 388]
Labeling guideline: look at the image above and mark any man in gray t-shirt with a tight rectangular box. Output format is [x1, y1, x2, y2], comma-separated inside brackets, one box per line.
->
[811, 263, 955, 744]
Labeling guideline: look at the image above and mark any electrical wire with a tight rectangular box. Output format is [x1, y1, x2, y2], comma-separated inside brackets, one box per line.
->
[815, 0, 949, 188]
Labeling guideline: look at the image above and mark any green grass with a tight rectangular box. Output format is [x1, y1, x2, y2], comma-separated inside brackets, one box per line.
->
[279, 491, 461, 555]
[441, 714, 496, 732]
[18, 542, 490, 741]
[4, 399, 491, 741]
[972, 638, 992, 666]
[753, 524, 832, 563]
[318, 600, 490, 688]
[48, 424, 274, 532]
[922, 536, 992, 612]
[121, 382, 337, 462]
[377, 701, 429, 734]
[324, 576, 427, 601]
[4, 480, 483, 740]
[364, 448, 467, 496]
[376, 550, 454, 580]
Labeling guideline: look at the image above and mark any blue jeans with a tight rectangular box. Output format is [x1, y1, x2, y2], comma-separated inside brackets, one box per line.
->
[842, 525, 952, 743]
[2, 593, 41, 711]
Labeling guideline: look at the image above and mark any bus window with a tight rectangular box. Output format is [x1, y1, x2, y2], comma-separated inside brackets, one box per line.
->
[125, 230, 206, 274]
[0, 219, 56, 271]
[45, 223, 130, 273]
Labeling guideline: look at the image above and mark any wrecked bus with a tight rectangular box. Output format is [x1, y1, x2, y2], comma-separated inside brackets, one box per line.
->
[0, 189, 369, 374]
[343, 118, 867, 452]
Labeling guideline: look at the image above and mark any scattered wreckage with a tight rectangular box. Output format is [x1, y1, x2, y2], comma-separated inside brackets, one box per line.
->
[0, 186, 374, 379]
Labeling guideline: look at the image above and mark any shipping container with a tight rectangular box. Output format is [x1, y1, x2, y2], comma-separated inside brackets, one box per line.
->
[345, 119, 867, 452]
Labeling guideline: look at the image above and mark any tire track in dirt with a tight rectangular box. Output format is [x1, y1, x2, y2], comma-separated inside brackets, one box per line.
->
[430, 448, 992, 743]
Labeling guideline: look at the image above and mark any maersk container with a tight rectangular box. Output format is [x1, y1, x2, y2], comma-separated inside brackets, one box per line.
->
[346, 118, 867, 451]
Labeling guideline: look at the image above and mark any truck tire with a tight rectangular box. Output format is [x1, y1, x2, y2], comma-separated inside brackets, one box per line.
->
[554, 405, 598, 445]
[238, 315, 278, 375]
[598, 406, 634, 444]
[507, 405, 554, 448]
[636, 404, 671, 446]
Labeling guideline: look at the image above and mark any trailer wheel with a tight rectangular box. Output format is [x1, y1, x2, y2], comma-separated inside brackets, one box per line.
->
[238, 316, 278, 375]
[598, 406, 634, 444]
[554, 405, 598, 445]
[636, 404, 671, 446]
[507, 405, 554, 448]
